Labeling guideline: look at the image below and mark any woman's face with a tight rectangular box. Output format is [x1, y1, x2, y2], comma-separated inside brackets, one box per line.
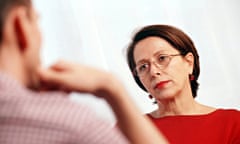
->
[133, 36, 194, 101]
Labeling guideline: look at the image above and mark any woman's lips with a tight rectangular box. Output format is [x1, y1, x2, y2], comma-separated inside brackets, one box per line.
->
[154, 81, 170, 89]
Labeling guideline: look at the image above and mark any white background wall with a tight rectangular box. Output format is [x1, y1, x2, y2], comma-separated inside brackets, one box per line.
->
[33, 0, 240, 123]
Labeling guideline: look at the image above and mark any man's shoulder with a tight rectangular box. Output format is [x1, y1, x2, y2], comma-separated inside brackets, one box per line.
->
[1, 87, 95, 128]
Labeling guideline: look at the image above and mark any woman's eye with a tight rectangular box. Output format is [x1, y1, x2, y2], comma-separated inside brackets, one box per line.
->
[139, 64, 148, 72]
[158, 55, 167, 62]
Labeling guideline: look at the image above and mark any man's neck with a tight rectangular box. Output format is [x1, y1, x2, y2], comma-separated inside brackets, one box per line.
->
[0, 45, 28, 87]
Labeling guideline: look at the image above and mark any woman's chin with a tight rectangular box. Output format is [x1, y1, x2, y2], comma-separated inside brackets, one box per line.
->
[154, 90, 176, 100]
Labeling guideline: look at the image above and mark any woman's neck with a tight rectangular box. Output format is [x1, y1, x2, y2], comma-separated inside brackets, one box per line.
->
[151, 94, 216, 118]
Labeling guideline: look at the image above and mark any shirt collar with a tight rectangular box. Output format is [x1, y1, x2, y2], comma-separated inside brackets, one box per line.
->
[0, 71, 26, 92]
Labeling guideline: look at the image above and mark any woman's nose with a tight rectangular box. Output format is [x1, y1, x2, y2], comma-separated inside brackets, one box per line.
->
[149, 62, 162, 76]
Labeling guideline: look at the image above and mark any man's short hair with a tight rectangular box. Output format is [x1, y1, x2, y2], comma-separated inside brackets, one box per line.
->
[0, 0, 31, 43]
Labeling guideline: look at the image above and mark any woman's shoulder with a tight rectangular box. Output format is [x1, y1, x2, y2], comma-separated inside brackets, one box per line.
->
[145, 108, 240, 120]
[215, 108, 240, 116]
[208, 109, 240, 124]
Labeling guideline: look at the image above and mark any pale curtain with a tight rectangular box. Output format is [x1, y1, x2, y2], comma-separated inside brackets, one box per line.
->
[34, 0, 240, 122]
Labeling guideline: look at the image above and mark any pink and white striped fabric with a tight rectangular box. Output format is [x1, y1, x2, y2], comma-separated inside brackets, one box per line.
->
[0, 72, 128, 144]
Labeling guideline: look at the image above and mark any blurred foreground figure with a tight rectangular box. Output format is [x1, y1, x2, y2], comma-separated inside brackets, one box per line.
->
[0, 1, 168, 144]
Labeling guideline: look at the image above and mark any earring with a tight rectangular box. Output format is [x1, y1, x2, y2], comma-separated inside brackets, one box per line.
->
[148, 94, 153, 99]
[149, 94, 157, 104]
[189, 74, 195, 81]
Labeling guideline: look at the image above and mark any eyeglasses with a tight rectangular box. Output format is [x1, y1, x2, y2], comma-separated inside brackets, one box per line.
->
[134, 54, 181, 77]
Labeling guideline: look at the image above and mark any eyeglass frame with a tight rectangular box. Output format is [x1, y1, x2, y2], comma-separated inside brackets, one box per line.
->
[133, 53, 182, 77]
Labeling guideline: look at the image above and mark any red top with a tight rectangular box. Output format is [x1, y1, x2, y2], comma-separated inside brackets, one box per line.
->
[147, 109, 240, 144]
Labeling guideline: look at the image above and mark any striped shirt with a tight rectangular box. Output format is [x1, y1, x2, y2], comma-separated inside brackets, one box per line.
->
[0, 72, 128, 144]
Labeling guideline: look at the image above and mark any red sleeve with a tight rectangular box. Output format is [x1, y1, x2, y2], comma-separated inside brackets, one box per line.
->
[231, 110, 240, 144]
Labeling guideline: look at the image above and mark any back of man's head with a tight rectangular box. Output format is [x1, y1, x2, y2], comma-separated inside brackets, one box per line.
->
[0, 0, 31, 44]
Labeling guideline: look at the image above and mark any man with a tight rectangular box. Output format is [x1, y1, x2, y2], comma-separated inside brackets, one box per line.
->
[0, 0, 168, 143]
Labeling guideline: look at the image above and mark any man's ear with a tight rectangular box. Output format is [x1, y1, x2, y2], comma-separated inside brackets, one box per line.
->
[184, 52, 194, 74]
[13, 7, 31, 52]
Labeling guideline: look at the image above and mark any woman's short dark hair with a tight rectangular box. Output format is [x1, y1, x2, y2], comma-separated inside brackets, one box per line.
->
[126, 24, 200, 98]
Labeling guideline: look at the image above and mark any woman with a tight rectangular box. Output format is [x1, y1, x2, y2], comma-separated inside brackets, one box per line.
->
[126, 24, 240, 144]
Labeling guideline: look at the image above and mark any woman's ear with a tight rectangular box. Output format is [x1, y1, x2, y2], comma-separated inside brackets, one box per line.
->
[184, 52, 194, 74]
